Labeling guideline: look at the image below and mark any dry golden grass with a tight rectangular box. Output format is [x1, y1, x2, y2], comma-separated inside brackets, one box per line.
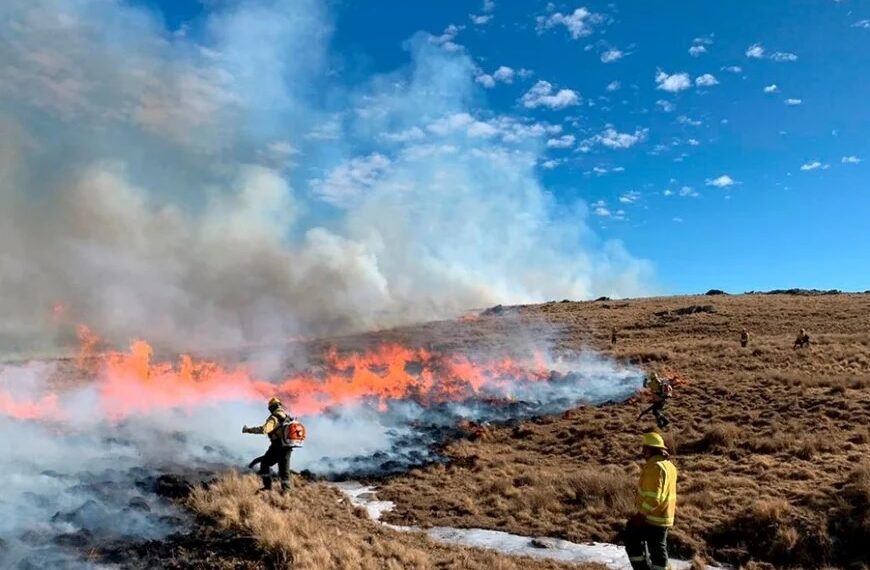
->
[355, 293, 870, 569]
[187, 471, 605, 570]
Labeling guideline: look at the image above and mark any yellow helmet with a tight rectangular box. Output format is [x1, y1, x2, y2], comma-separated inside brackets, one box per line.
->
[268, 397, 282, 409]
[642, 432, 667, 450]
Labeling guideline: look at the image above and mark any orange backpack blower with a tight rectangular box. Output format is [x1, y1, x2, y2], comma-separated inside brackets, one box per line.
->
[279, 417, 306, 448]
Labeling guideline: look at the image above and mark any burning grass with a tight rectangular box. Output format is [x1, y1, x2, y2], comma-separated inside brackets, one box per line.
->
[187, 472, 605, 570]
[374, 293, 870, 569]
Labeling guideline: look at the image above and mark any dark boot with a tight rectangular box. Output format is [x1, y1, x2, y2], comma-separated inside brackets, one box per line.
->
[258, 474, 273, 493]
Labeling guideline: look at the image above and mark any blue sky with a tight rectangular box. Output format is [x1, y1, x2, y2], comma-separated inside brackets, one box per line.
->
[138, 0, 868, 294]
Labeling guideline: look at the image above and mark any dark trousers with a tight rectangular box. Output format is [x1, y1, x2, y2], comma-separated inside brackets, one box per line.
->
[624, 518, 669, 570]
[259, 441, 292, 491]
[651, 400, 669, 428]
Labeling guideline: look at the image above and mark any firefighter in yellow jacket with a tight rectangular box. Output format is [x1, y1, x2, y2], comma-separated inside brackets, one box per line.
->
[243, 397, 293, 493]
[624, 432, 678, 570]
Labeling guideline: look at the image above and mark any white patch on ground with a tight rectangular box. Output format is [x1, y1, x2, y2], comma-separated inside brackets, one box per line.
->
[333, 482, 717, 569]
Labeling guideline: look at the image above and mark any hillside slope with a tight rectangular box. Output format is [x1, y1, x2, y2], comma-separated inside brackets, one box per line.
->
[366, 293, 870, 569]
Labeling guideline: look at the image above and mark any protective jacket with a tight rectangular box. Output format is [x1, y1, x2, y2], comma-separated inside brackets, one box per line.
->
[636, 454, 678, 527]
[246, 408, 288, 442]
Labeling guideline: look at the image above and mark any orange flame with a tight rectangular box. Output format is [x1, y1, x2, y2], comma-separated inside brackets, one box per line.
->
[0, 328, 554, 422]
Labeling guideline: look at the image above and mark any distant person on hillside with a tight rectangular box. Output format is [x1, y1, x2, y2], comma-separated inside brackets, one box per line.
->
[624, 432, 678, 570]
[793, 328, 810, 349]
[638, 372, 672, 428]
[611, 327, 618, 345]
[740, 328, 750, 348]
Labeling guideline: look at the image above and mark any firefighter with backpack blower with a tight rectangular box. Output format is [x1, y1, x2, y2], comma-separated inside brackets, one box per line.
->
[638, 372, 673, 429]
[243, 397, 306, 494]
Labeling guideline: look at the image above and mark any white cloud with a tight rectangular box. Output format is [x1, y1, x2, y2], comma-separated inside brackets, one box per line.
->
[540, 159, 561, 169]
[689, 45, 707, 56]
[785, 98, 802, 106]
[763, 84, 779, 93]
[746, 43, 798, 62]
[745, 43, 765, 58]
[536, 8, 601, 39]
[695, 73, 719, 87]
[656, 99, 675, 112]
[430, 24, 464, 52]
[520, 80, 580, 109]
[477, 66, 515, 88]
[517, 68, 535, 79]
[619, 190, 641, 204]
[722, 65, 743, 73]
[606, 80, 621, 92]
[493, 66, 515, 82]
[476, 74, 495, 88]
[677, 115, 702, 126]
[591, 200, 611, 217]
[381, 127, 426, 143]
[800, 160, 827, 171]
[842, 155, 862, 164]
[672, 217, 684, 223]
[601, 49, 624, 63]
[427, 112, 475, 135]
[663, 189, 674, 196]
[679, 186, 698, 197]
[470, 1, 496, 24]
[655, 71, 691, 93]
[310, 153, 392, 207]
[686, 139, 700, 146]
[546, 135, 575, 149]
[770, 52, 798, 62]
[853, 19, 870, 29]
[306, 118, 342, 140]
[588, 127, 649, 149]
[706, 175, 736, 188]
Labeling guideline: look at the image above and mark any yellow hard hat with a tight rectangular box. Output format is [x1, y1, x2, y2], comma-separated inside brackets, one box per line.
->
[268, 397, 282, 409]
[642, 432, 667, 450]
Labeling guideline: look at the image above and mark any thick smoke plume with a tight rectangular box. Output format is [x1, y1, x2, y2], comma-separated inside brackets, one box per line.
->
[0, 0, 652, 353]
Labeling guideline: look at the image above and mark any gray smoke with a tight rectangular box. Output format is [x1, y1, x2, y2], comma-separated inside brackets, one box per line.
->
[0, 0, 653, 355]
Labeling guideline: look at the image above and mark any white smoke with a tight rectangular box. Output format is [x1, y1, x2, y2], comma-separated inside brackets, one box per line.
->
[0, 0, 653, 354]
[0, 349, 643, 566]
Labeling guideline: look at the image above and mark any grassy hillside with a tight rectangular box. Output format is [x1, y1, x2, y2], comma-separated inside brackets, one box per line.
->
[363, 293, 870, 569]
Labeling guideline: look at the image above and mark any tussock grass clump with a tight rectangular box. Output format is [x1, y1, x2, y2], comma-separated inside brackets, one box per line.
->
[711, 498, 832, 567]
[188, 472, 602, 570]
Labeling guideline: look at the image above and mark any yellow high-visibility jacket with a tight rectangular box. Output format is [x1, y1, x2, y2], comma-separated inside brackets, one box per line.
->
[636, 454, 678, 527]
[247, 408, 288, 441]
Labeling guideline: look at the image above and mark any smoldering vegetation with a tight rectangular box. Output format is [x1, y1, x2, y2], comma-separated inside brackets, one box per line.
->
[0, 345, 642, 567]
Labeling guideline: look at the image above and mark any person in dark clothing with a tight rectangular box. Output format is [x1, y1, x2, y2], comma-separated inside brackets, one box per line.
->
[243, 397, 293, 493]
[793, 328, 810, 349]
[740, 328, 749, 348]
[611, 327, 618, 345]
